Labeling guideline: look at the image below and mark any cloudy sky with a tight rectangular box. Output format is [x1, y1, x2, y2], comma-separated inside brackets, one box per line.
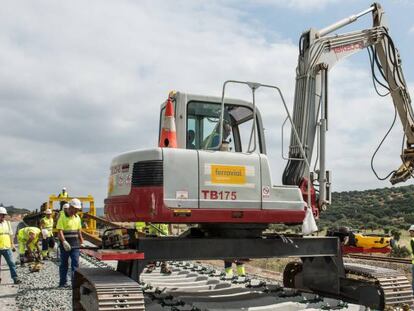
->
[1, 0, 413, 210]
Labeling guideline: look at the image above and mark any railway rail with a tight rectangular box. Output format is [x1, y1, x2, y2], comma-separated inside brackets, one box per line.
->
[347, 254, 411, 265]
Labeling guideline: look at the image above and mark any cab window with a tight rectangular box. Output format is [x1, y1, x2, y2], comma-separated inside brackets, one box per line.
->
[186, 101, 261, 153]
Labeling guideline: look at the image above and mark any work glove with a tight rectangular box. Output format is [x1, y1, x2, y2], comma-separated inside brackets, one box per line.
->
[80, 243, 86, 248]
[62, 240, 71, 251]
[41, 229, 49, 239]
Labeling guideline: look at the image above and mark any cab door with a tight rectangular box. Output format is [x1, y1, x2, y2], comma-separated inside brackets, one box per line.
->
[186, 100, 263, 209]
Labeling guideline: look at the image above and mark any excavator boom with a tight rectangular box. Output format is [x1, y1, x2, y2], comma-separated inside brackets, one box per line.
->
[283, 3, 414, 211]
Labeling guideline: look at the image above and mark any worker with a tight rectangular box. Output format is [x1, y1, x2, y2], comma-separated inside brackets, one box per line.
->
[58, 187, 69, 209]
[187, 129, 196, 149]
[55, 203, 69, 231]
[58, 187, 69, 199]
[224, 260, 246, 279]
[40, 209, 55, 259]
[148, 223, 169, 236]
[56, 198, 84, 287]
[203, 120, 232, 150]
[147, 223, 171, 274]
[409, 225, 414, 291]
[17, 226, 42, 266]
[0, 207, 21, 284]
[59, 203, 69, 216]
[135, 221, 147, 234]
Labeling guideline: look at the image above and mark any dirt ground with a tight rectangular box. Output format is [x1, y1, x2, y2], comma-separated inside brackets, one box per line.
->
[196, 258, 298, 282]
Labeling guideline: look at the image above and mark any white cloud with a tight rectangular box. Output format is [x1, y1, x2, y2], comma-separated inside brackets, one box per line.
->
[0, 0, 299, 209]
[410, 26, 414, 34]
[253, 0, 339, 11]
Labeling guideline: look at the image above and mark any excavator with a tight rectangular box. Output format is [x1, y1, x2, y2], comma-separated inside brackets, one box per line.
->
[74, 3, 414, 310]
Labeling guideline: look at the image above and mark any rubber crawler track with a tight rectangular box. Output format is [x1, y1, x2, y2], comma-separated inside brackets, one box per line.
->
[345, 262, 414, 307]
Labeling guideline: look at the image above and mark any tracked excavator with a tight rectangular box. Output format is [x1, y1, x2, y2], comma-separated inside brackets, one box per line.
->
[74, 3, 414, 310]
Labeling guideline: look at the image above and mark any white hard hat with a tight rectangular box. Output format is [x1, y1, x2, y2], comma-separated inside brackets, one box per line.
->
[62, 187, 67, 191]
[0, 206, 7, 215]
[409, 225, 414, 232]
[63, 203, 70, 209]
[69, 198, 82, 209]
[44, 209, 52, 215]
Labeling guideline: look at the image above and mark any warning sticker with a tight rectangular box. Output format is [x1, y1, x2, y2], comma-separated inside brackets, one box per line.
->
[176, 191, 189, 200]
[262, 186, 270, 199]
[211, 165, 246, 185]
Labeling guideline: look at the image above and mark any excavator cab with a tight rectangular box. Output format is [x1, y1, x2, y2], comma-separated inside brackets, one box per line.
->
[158, 92, 265, 154]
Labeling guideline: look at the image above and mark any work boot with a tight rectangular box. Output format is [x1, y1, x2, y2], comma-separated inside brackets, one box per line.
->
[13, 278, 22, 284]
[160, 262, 171, 274]
[223, 267, 233, 280]
[145, 264, 155, 273]
[236, 264, 246, 277]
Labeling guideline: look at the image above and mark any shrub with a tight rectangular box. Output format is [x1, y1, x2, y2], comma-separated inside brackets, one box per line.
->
[391, 245, 411, 258]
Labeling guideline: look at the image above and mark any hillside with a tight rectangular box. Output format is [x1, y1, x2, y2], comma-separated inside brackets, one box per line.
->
[0, 203, 30, 215]
[319, 184, 414, 231]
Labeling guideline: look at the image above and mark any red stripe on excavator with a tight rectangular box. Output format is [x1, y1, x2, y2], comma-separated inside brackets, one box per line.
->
[105, 187, 306, 224]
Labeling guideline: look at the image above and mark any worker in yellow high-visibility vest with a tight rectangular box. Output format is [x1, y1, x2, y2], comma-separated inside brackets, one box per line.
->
[58, 187, 68, 199]
[57, 187, 69, 209]
[135, 222, 147, 234]
[57, 198, 84, 287]
[409, 225, 414, 291]
[147, 223, 171, 274]
[148, 223, 169, 236]
[17, 226, 41, 265]
[134, 222, 171, 274]
[40, 209, 55, 259]
[0, 207, 21, 284]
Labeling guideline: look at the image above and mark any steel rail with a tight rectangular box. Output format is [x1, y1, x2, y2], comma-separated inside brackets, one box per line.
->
[347, 253, 411, 264]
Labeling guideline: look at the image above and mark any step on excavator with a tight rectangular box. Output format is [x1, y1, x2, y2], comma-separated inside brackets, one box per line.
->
[73, 3, 414, 310]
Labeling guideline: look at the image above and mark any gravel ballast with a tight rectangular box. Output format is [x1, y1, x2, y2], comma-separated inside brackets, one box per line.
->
[15, 260, 72, 311]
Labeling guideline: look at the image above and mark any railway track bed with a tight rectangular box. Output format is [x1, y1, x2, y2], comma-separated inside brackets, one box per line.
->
[79, 251, 414, 310]
[13, 250, 410, 311]
[120, 261, 365, 311]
